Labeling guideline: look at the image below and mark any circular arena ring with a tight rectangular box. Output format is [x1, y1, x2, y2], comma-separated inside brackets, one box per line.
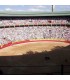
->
[0, 39, 70, 75]
[0, 39, 70, 56]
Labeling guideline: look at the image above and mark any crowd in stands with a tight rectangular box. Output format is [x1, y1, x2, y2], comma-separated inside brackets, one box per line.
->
[0, 26, 70, 45]
[0, 19, 69, 26]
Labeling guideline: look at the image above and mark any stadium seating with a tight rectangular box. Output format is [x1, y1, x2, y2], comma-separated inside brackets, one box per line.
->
[0, 19, 68, 26]
[0, 19, 70, 48]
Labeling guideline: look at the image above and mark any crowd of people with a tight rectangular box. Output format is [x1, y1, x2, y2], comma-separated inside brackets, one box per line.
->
[0, 19, 68, 26]
[0, 26, 70, 45]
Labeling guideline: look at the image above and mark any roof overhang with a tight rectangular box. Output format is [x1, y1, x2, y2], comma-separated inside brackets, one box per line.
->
[0, 11, 70, 17]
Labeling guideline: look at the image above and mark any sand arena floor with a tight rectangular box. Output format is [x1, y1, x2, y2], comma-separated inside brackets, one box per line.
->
[0, 41, 69, 56]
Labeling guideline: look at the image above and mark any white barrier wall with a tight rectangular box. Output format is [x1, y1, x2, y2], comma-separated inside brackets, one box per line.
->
[0, 26, 70, 45]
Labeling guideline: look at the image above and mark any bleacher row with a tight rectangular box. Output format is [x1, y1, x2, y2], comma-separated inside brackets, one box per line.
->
[0, 26, 70, 49]
[0, 19, 69, 26]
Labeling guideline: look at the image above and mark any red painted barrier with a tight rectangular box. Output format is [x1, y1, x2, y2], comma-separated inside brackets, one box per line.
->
[2, 44, 8, 48]
[65, 40, 70, 43]
[12, 40, 30, 45]
[0, 40, 70, 49]
[1, 42, 12, 49]
[7, 42, 12, 46]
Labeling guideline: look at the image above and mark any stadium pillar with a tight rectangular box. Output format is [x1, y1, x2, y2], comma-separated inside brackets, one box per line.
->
[52, 5, 55, 12]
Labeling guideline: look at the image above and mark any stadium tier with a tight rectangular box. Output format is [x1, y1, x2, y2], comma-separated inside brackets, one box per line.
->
[0, 11, 70, 48]
[0, 18, 69, 27]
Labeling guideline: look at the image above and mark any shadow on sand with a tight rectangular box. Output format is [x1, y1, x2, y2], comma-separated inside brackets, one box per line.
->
[0, 45, 70, 75]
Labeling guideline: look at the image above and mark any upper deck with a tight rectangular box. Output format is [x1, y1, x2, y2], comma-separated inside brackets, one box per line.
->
[0, 11, 70, 17]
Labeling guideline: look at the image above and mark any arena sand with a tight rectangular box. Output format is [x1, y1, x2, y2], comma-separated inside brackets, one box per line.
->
[0, 41, 69, 56]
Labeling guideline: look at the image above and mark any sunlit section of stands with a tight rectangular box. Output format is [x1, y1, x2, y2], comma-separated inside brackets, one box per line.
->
[0, 26, 70, 46]
[0, 19, 69, 27]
